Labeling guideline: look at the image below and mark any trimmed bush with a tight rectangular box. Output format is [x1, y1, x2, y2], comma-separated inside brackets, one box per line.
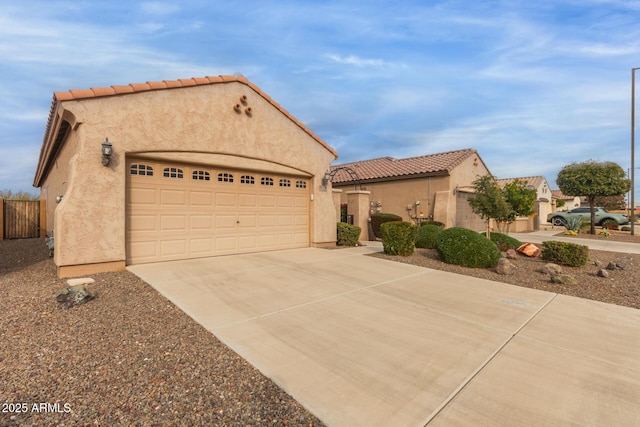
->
[541, 240, 589, 267]
[371, 213, 403, 238]
[621, 225, 631, 232]
[419, 220, 445, 228]
[435, 227, 501, 268]
[415, 224, 444, 249]
[381, 221, 417, 256]
[488, 232, 522, 251]
[337, 222, 361, 246]
[600, 219, 619, 230]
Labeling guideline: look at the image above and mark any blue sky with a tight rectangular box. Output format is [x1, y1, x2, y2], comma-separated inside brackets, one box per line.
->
[2, 0, 640, 204]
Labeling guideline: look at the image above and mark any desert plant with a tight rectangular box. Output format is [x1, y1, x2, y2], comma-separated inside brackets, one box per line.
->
[435, 227, 501, 268]
[541, 241, 589, 267]
[381, 221, 417, 256]
[415, 224, 443, 249]
[336, 222, 361, 246]
[598, 229, 611, 238]
[371, 213, 403, 238]
[564, 216, 583, 232]
[419, 220, 445, 228]
[487, 232, 522, 251]
[600, 219, 619, 230]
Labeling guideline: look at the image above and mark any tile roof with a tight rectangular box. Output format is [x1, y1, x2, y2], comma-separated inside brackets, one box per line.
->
[34, 75, 337, 186]
[330, 148, 479, 184]
[495, 176, 548, 190]
[551, 189, 576, 200]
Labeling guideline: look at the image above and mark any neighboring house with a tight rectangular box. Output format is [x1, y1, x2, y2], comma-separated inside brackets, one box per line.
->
[551, 190, 581, 212]
[330, 148, 491, 229]
[496, 176, 553, 227]
[33, 75, 338, 278]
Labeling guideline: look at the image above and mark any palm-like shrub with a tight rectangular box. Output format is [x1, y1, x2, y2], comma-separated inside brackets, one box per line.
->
[564, 216, 583, 232]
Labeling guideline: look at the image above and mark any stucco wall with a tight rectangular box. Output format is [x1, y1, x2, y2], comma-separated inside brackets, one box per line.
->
[335, 176, 450, 222]
[41, 82, 337, 269]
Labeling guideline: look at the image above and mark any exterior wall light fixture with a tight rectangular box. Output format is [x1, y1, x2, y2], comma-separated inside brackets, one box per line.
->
[101, 137, 113, 166]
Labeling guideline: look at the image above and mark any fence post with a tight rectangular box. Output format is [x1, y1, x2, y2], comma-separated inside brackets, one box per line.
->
[0, 199, 4, 240]
[40, 199, 46, 238]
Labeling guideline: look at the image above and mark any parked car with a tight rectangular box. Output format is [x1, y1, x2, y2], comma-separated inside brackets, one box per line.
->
[547, 207, 629, 227]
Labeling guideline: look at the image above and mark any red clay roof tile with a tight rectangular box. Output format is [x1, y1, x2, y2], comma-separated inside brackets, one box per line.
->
[331, 149, 478, 184]
[91, 87, 116, 97]
[130, 83, 151, 91]
[111, 85, 135, 94]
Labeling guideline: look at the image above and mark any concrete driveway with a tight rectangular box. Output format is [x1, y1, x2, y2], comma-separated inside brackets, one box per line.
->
[128, 244, 640, 427]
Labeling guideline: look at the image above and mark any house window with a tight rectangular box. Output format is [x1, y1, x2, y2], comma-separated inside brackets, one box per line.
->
[163, 167, 183, 178]
[261, 177, 274, 186]
[218, 173, 234, 183]
[295, 180, 307, 189]
[192, 170, 210, 181]
[279, 179, 291, 187]
[130, 164, 153, 176]
[240, 175, 255, 184]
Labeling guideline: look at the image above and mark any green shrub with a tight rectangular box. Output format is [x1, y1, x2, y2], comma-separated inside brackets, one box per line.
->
[415, 224, 444, 249]
[371, 213, 403, 238]
[600, 219, 619, 230]
[621, 225, 631, 232]
[419, 220, 445, 228]
[336, 222, 361, 246]
[381, 221, 417, 256]
[541, 241, 589, 267]
[435, 227, 501, 268]
[488, 232, 522, 251]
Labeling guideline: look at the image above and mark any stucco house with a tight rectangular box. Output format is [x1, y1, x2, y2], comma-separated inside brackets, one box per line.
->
[551, 189, 581, 212]
[330, 148, 491, 229]
[33, 75, 338, 278]
[496, 176, 552, 228]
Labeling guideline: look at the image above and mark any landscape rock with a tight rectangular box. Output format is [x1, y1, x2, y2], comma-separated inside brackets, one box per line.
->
[594, 260, 604, 268]
[597, 269, 610, 278]
[517, 243, 541, 257]
[56, 285, 94, 309]
[496, 258, 517, 275]
[606, 262, 624, 271]
[506, 249, 518, 260]
[550, 273, 578, 286]
[539, 263, 563, 275]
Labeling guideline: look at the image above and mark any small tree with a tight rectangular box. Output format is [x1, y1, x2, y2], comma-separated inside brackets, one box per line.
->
[467, 175, 513, 237]
[556, 161, 630, 234]
[0, 189, 39, 201]
[503, 179, 537, 219]
[594, 194, 626, 211]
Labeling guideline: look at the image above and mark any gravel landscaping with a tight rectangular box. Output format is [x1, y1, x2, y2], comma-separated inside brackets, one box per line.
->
[371, 232, 640, 309]
[0, 238, 325, 427]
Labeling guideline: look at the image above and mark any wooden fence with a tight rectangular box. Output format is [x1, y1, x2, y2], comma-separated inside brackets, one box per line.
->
[0, 199, 46, 240]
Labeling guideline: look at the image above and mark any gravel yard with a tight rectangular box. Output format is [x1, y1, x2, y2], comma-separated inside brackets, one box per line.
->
[371, 232, 640, 309]
[0, 238, 325, 427]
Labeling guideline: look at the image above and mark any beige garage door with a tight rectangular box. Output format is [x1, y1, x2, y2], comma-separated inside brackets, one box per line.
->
[126, 159, 310, 264]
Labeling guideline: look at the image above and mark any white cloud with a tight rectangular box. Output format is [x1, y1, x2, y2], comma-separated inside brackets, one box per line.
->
[325, 54, 387, 68]
[139, 2, 181, 16]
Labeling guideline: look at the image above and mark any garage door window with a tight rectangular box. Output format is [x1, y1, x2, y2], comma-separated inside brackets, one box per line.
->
[192, 170, 210, 181]
[130, 164, 154, 176]
[240, 175, 255, 184]
[296, 180, 307, 189]
[163, 167, 184, 178]
[218, 173, 234, 183]
[261, 177, 274, 186]
[279, 179, 291, 187]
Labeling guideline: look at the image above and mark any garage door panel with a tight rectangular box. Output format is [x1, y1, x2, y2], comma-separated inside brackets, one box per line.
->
[216, 192, 237, 207]
[127, 159, 309, 264]
[160, 215, 187, 231]
[130, 214, 157, 231]
[190, 215, 213, 230]
[160, 189, 187, 205]
[190, 191, 213, 206]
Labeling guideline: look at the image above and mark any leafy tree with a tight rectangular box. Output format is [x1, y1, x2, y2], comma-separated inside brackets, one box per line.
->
[503, 179, 537, 218]
[556, 161, 630, 234]
[467, 175, 513, 237]
[0, 189, 39, 201]
[555, 199, 566, 209]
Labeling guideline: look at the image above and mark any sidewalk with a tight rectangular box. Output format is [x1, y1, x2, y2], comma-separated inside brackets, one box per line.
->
[508, 228, 640, 254]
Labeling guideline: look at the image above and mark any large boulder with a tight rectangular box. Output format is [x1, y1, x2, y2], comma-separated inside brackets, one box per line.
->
[517, 243, 541, 257]
[538, 263, 562, 275]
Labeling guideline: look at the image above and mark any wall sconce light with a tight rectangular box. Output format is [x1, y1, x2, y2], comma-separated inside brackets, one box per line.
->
[321, 171, 331, 187]
[101, 137, 113, 166]
[56, 195, 63, 203]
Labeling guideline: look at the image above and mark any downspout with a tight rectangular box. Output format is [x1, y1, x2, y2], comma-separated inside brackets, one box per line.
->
[427, 177, 432, 219]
